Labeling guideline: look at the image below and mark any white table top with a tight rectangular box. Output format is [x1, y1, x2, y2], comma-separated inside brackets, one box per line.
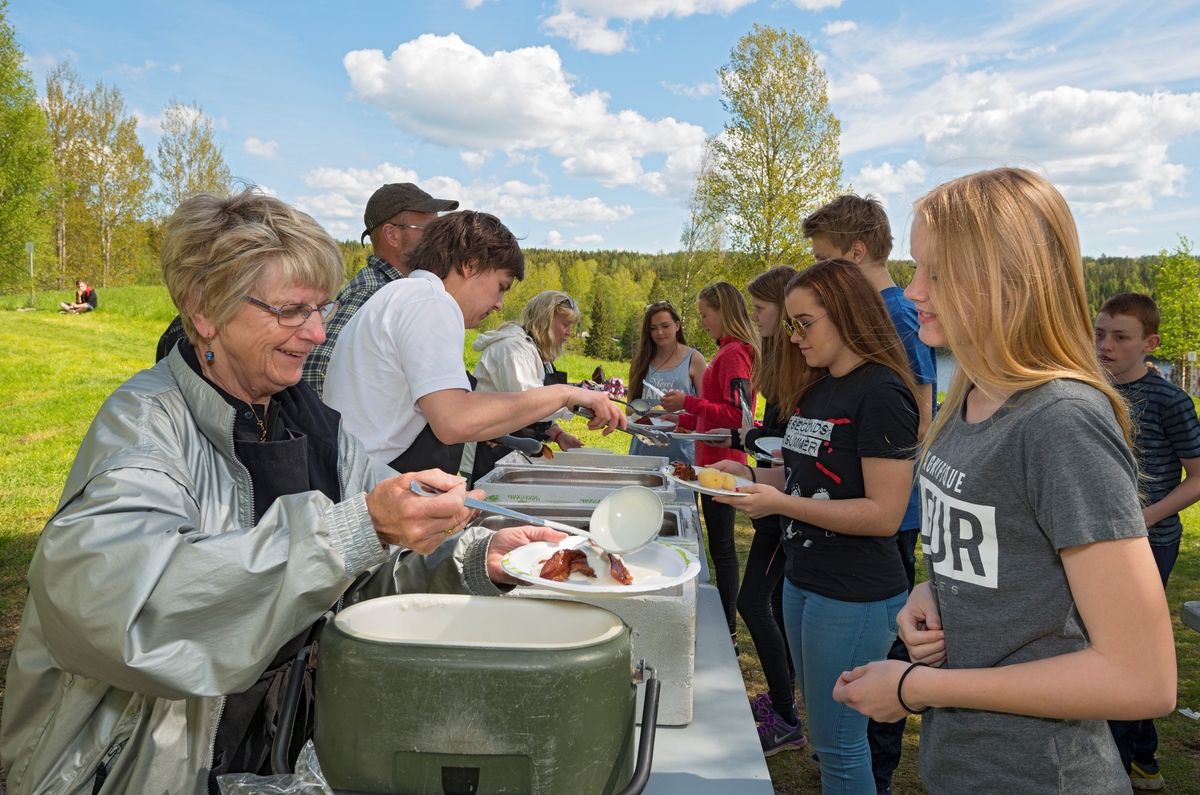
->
[640, 583, 775, 794]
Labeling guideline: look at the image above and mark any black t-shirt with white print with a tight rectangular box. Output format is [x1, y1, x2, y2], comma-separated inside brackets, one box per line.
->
[780, 361, 918, 603]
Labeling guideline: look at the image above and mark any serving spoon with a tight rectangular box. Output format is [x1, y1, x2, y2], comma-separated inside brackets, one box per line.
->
[572, 406, 671, 447]
[410, 481, 663, 554]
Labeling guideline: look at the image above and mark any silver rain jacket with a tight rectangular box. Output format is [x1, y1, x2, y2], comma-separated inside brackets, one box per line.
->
[1, 346, 502, 794]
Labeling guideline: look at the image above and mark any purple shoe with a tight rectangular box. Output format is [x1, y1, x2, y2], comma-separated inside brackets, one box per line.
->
[759, 712, 808, 757]
[749, 692, 774, 723]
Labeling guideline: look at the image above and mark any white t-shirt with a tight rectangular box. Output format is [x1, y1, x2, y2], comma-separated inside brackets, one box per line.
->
[324, 270, 470, 463]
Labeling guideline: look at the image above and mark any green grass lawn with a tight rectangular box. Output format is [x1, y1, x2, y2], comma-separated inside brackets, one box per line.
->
[1, 286, 1198, 793]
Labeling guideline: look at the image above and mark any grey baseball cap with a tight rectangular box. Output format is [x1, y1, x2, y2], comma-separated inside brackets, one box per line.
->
[361, 183, 459, 242]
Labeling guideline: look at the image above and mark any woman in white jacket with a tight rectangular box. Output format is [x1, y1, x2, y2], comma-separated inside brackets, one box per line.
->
[463, 290, 584, 482]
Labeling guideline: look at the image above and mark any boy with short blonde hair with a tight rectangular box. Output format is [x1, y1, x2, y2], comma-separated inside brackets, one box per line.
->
[1096, 292, 1200, 791]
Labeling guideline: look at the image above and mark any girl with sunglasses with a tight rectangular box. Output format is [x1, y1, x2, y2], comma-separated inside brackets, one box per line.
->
[627, 300, 706, 463]
[712, 260, 919, 792]
[831, 168, 1175, 794]
[662, 282, 759, 650]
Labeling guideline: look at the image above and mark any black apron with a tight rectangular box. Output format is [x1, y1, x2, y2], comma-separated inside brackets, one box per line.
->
[387, 371, 480, 475]
[468, 359, 568, 485]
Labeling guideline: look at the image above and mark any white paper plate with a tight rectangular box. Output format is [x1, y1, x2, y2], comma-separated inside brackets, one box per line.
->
[666, 430, 730, 442]
[501, 536, 701, 595]
[660, 465, 753, 497]
[754, 435, 785, 464]
[630, 417, 676, 430]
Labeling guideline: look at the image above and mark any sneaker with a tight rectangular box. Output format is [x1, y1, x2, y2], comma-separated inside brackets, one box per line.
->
[749, 692, 800, 724]
[749, 692, 773, 722]
[758, 713, 808, 757]
[1129, 757, 1164, 791]
[808, 751, 820, 768]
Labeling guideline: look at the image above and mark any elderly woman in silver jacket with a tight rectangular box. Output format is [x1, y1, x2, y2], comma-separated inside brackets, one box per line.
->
[0, 191, 560, 795]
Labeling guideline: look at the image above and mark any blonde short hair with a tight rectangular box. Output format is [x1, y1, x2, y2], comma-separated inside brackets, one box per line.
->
[160, 190, 343, 344]
[507, 290, 580, 362]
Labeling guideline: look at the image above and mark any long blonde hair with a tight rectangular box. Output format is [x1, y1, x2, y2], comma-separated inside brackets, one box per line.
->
[698, 282, 760, 356]
[915, 168, 1133, 452]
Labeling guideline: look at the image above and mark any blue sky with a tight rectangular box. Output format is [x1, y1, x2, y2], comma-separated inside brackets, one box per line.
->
[14, 0, 1200, 257]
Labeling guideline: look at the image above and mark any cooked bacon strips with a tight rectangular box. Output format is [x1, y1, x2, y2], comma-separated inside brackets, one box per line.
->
[540, 548, 596, 581]
[633, 415, 653, 425]
[607, 552, 633, 586]
[670, 461, 696, 481]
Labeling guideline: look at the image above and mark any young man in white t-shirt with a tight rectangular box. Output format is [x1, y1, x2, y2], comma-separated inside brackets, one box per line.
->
[324, 211, 624, 472]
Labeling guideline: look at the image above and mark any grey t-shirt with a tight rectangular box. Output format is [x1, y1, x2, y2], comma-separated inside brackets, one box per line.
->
[917, 379, 1145, 795]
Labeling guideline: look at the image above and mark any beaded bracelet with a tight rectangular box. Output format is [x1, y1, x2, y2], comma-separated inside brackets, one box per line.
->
[898, 662, 930, 715]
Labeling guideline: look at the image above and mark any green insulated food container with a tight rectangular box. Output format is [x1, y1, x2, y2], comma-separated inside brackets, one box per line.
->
[313, 594, 637, 795]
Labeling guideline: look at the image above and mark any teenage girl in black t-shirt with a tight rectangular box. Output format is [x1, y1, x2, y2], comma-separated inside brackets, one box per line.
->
[713, 259, 919, 790]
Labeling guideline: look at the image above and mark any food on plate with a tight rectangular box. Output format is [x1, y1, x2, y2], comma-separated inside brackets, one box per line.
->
[670, 461, 696, 481]
[672, 427, 691, 434]
[607, 552, 633, 586]
[541, 444, 555, 460]
[695, 467, 738, 491]
[633, 415, 653, 425]
[540, 548, 596, 582]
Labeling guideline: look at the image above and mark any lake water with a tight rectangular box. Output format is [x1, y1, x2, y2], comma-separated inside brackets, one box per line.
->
[935, 349, 957, 395]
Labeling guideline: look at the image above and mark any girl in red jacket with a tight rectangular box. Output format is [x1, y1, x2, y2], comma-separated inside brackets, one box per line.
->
[663, 281, 759, 646]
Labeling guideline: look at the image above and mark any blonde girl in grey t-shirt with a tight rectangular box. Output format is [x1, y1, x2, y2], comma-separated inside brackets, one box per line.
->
[830, 168, 1176, 795]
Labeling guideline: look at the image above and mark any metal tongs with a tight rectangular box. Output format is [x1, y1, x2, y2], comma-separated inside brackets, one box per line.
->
[573, 406, 671, 447]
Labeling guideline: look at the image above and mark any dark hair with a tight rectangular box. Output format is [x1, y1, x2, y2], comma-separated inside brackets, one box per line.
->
[1098, 292, 1160, 337]
[628, 302, 688, 402]
[802, 194, 893, 263]
[747, 266, 801, 405]
[779, 258, 916, 415]
[407, 210, 525, 280]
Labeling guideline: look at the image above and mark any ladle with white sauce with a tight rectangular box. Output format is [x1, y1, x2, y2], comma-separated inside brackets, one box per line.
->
[409, 481, 664, 555]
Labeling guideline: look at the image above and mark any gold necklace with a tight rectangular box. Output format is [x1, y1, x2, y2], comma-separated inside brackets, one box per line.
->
[247, 403, 267, 442]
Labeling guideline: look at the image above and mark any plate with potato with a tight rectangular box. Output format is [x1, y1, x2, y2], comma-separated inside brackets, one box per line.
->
[661, 463, 754, 497]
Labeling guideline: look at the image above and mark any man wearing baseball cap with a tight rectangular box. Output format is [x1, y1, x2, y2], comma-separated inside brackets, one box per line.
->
[302, 183, 458, 396]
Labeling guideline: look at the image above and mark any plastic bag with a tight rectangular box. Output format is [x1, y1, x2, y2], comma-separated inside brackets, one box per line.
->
[216, 741, 333, 795]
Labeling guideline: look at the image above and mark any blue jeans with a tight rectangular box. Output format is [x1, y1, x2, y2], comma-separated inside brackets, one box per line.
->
[783, 580, 906, 795]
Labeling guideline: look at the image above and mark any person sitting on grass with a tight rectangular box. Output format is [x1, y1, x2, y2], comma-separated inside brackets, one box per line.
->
[60, 279, 97, 313]
[1095, 292, 1200, 791]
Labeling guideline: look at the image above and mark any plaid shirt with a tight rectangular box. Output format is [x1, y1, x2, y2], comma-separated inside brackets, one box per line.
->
[302, 254, 404, 398]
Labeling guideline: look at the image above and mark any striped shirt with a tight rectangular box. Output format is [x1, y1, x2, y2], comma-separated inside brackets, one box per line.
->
[302, 254, 403, 398]
[1115, 370, 1200, 545]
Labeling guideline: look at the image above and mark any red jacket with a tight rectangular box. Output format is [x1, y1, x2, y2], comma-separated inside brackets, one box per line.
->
[677, 336, 756, 466]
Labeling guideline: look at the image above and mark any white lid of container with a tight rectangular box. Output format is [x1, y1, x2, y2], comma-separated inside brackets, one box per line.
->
[334, 594, 626, 649]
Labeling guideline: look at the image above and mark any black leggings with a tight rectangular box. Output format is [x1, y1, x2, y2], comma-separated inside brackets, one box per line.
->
[736, 514, 794, 707]
[700, 494, 739, 634]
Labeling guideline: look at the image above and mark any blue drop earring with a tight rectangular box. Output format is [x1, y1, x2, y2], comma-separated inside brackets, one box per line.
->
[205, 350, 214, 362]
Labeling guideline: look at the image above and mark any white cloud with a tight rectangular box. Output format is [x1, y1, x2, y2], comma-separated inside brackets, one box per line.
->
[344, 34, 708, 197]
[542, 0, 756, 54]
[853, 160, 927, 199]
[573, 233, 604, 245]
[460, 150, 492, 170]
[662, 80, 718, 98]
[169, 63, 182, 73]
[134, 109, 163, 133]
[294, 163, 633, 239]
[463, 0, 490, 7]
[243, 138, 280, 159]
[1107, 227, 1140, 235]
[918, 75, 1200, 214]
[822, 20, 858, 35]
[545, 230, 565, 247]
[828, 73, 881, 101]
[792, 0, 843, 9]
[118, 59, 159, 78]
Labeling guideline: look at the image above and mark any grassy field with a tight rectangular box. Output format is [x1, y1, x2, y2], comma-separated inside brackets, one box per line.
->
[1, 286, 1198, 793]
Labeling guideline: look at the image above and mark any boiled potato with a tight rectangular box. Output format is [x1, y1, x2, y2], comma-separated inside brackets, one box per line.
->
[696, 467, 724, 489]
[722, 472, 738, 491]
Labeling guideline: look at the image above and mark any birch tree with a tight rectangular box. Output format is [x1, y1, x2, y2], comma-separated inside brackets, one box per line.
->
[155, 98, 231, 216]
[700, 24, 843, 269]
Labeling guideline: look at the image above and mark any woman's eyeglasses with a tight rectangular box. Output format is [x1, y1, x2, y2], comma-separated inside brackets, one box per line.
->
[782, 314, 826, 339]
[645, 300, 676, 312]
[245, 296, 339, 327]
[557, 297, 577, 310]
